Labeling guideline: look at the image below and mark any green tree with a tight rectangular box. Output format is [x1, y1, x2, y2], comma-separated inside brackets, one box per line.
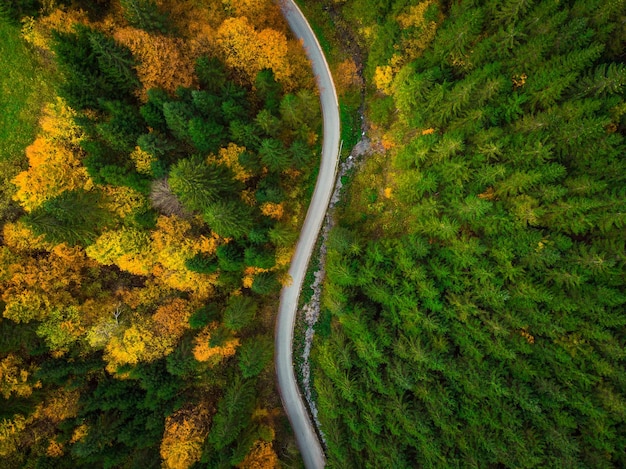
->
[196, 56, 227, 93]
[259, 138, 290, 172]
[238, 335, 272, 378]
[23, 189, 112, 246]
[223, 295, 257, 331]
[120, 0, 170, 33]
[202, 199, 253, 238]
[168, 157, 235, 212]
[207, 376, 256, 450]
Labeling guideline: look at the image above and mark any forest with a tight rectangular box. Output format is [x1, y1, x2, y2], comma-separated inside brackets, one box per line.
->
[312, 0, 626, 467]
[0, 0, 320, 467]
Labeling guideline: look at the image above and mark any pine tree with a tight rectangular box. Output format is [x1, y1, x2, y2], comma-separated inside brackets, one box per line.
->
[168, 157, 235, 212]
[202, 199, 253, 238]
[223, 295, 257, 331]
[23, 190, 112, 246]
[238, 335, 273, 378]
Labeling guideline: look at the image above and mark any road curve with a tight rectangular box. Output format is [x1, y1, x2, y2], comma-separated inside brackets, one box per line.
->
[275, 1, 340, 468]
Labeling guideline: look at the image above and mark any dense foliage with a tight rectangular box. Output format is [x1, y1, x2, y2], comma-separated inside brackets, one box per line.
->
[0, 0, 318, 467]
[314, 0, 626, 467]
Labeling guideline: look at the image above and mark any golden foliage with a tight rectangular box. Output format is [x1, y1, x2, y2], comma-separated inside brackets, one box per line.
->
[86, 228, 155, 275]
[260, 202, 284, 220]
[228, 0, 285, 31]
[104, 318, 173, 372]
[512, 73, 528, 88]
[13, 137, 92, 212]
[276, 270, 293, 287]
[395, 1, 439, 63]
[241, 188, 257, 206]
[70, 424, 88, 444]
[191, 231, 221, 255]
[1, 244, 91, 323]
[46, 439, 64, 457]
[238, 440, 279, 469]
[334, 59, 362, 95]
[32, 388, 80, 423]
[216, 17, 291, 85]
[152, 215, 195, 270]
[39, 98, 84, 147]
[373, 1, 441, 94]
[129, 146, 157, 175]
[103, 185, 147, 219]
[0, 414, 27, 457]
[208, 143, 252, 182]
[520, 329, 535, 344]
[0, 354, 36, 399]
[193, 322, 240, 363]
[113, 27, 195, 99]
[2, 221, 54, 252]
[152, 298, 193, 339]
[117, 281, 175, 311]
[374, 65, 394, 95]
[160, 402, 211, 469]
[21, 8, 88, 51]
[478, 186, 497, 201]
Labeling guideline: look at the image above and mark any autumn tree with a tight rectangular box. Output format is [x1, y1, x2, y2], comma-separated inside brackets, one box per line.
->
[13, 137, 92, 212]
[193, 322, 240, 364]
[238, 440, 279, 468]
[160, 402, 211, 469]
[113, 26, 195, 99]
[0, 354, 38, 399]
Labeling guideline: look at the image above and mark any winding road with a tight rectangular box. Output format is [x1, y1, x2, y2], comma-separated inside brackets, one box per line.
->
[275, 1, 340, 468]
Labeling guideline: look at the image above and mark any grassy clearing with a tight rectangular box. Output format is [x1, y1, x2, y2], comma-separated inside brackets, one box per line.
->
[0, 19, 55, 163]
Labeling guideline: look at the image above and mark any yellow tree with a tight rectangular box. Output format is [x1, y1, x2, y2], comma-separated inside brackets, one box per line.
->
[0, 354, 38, 399]
[12, 137, 92, 211]
[238, 440, 279, 468]
[113, 27, 195, 99]
[208, 143, 252, 183]
[103, 316, 173, 372]
[1, 244, 92, 323]
[86, 227, 155, 276]
[160, 402, 212, 469]
[151, 215, 218, 298]
[193, 322, 240, 364]
[216, 17, 292, 85]
[152, 298, 194, 340]
[229, 0, 286, 31]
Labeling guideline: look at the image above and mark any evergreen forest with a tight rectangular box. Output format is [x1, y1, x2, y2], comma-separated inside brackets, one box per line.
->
[0, 0, 320, 467]
[312, 0, 626, 467]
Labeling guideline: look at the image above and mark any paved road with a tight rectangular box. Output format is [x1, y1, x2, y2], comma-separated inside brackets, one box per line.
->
[275, 1, 340, 468]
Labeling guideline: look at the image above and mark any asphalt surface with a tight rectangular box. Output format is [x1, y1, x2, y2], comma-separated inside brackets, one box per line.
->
[275, 1, 340, 468]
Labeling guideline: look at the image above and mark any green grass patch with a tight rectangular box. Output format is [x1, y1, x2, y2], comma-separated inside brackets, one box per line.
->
[0, 19, 55, 163]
